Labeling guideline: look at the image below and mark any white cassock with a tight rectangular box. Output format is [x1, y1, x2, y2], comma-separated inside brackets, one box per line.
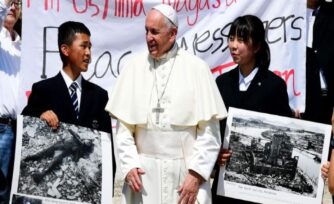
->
[106, 44, 227, 204]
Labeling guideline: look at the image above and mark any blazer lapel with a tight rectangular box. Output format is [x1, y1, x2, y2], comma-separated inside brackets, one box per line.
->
[230, 67, 242, 108]
[246, 69, 265, 97]
[79, 78, 91, 122]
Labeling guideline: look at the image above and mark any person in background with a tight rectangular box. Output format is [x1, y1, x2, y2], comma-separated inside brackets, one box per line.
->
[212, 15, 292, 204]
[294, 0, 333, 125]
[105, 4, 227, 204]
[312, 0, 334, 125]
[297, 0, 323, 123]
[314, 1, 334, 203]
[0, 0, 21, 203]
[311, 0, 334, 118]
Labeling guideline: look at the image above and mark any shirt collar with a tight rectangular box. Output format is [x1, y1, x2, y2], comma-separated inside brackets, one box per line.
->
[239, 67, 259, 86]
[154, 43, 178, 61]
[1, 27, 21, 43]
[307, 8, 314, 18]
[60, 69, 82, 91]
[11, 30, 20, 43]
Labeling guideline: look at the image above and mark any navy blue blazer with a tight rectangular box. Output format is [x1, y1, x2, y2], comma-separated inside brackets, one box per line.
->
[216, 67, 292, 118]
[22, 72, 111, 133]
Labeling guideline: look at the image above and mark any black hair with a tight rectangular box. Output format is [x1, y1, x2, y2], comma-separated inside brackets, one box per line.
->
[58, 21, 91, 65]
[228, 15, 270, 70]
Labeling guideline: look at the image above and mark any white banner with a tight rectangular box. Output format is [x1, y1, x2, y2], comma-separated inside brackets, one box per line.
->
[19, 0, 306, 112]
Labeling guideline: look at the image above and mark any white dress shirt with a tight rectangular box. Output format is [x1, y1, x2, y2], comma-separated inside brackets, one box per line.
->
[239, 67, 258, 91]
[60, 69, 82, 110]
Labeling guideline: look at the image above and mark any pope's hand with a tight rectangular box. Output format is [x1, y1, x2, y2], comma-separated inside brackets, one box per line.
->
[40, 110, 59, 129]
[126, 168, 145, 192]
[178, 170, 203, 204]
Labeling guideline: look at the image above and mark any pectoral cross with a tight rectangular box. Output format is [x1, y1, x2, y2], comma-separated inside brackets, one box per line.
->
[152, 102, 164, 124]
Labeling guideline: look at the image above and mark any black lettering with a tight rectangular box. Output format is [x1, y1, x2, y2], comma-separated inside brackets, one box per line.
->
[266, 17, 283, 44]
[41, 26, 59, 79]
[220, 22, 231, 52]
[265, 15, 295, 44]
[193, 31, 212, 54]
[117, 51, 132, 76]
[87, 50, 132, 80]
[291, 16, 303, 41]
[179, 37, 189, 51]
[87, 51, 113, 80]
[211, 27, 224, 54]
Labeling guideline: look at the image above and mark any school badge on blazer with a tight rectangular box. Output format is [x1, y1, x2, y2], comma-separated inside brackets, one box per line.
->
[92, 120, 99, 129]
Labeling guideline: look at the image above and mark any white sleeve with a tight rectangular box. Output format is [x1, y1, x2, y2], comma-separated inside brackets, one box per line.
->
[188, 119, 221, 181]
[115, 119, 141, 179]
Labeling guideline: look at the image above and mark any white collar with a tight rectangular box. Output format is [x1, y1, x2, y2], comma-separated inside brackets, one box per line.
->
[0, 26, 21, 43]
[60, 69, 82, 91]
[239, 67, 259, 90]
[154, 43, 178, 62]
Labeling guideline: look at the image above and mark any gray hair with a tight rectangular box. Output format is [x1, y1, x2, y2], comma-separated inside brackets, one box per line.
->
[163, 16, 177, 31]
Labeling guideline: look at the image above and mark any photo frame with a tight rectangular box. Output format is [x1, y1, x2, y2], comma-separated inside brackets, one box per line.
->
[217, 108, 332, 204]
[10, 116, 113, 204]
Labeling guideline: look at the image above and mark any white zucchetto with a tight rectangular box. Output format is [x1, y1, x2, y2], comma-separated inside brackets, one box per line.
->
[152, 4, 178, 26]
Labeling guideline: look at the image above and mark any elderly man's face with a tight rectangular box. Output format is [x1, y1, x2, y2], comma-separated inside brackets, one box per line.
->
[4, 0, 21, 30]
[145, 9, 176, 59]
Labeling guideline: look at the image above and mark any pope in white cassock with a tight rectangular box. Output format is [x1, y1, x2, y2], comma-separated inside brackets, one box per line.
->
[105, 4, 227, 204]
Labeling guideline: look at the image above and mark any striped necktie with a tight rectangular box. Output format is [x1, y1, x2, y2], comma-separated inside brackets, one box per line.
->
[69, 82, 79, 119]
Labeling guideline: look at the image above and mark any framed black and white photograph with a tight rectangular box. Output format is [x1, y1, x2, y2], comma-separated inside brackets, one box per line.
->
[10, 116, 113, 204]
[217, 108, 332, 204]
